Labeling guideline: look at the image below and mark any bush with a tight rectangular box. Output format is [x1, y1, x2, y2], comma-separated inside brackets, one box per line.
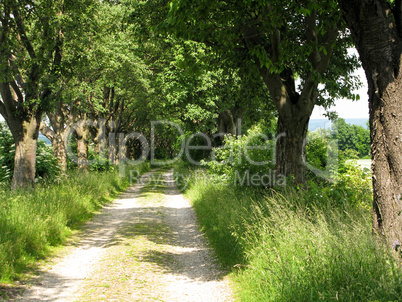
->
[306, 130, 329, 170]
[35, 141, 61, 181]
[206, 123, 276, 186]
[0, 123, 15, 183]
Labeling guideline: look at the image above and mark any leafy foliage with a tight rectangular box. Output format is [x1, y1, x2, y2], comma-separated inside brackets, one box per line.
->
[306, 119, 371, 179]
[163, 0, 361, 108]
[0, 123, 15, 183]
[206, 122, 276, 185]
[35, 141, 61, 181]
[331, 118, 370, 158]
[306, 130, 329, 170]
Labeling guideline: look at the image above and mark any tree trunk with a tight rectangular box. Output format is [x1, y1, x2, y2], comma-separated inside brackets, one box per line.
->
[53, 132, 68, 172]
[40, 117, 70, 173]
[9, 115, 41, 190]
[76, 128, 89, 170]
[218, 108, 243, 136]
[259, 69, 315, 184]
[70, 107, 90, 171]
[242, 18, 335, 184]
[276, 112, 311, 184]
[338, 0, 402, 248]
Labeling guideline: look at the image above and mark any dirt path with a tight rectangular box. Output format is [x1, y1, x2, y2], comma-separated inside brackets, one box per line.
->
[16, 169, 233, 301]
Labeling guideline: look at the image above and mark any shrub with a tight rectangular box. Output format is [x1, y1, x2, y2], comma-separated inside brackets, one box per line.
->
[0, 123, 15, 183]
[35, 141, 61, 181]
[306, 130, 329, 170]
[206, 123, 276, 186]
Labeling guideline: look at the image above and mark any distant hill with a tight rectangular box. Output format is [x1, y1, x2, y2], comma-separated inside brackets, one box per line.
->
[309, 118, 369, 131]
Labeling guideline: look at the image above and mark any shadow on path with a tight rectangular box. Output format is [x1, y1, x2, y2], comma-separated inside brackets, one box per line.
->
[17, 168, 232, 301]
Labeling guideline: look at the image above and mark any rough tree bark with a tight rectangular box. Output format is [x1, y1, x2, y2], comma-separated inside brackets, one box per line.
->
[40, 101, 73, 173]
[0, 104, 42, 189]
[72, 112, 89, 171]
[338, 0, 402, 249]
[0, 58, 43, 189]
[218, 107, 243, 136]
[243, 11, 337, 183]
[0, 1, 62, 189]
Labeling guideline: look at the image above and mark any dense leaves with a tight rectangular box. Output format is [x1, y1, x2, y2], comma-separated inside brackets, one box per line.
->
[0, 123, 14, 183]
[331, 118, 370, 158]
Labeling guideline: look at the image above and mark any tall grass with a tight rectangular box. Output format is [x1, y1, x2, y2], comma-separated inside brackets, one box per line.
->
[0, 162, 149, 282]
[175, 165, 401, 301]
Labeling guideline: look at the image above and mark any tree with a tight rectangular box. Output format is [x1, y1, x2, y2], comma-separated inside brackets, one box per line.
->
[0, 0, 94, 188]
[40, 99, 75, 173]
[331, 118, 370, 158]
[0, 0, 62, 189]
[337, 0, 402, 249]
[128, 2, 276, 160]
[37, 0, 151, 170]
[163, 0, 360, 183]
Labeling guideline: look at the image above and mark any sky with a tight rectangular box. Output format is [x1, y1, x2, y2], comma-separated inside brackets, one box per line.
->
[311, 50, 370, 120]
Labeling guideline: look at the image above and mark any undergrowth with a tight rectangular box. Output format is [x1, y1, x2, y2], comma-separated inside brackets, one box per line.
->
[174, 163, 402, 301]
[0, 162, 150, 283]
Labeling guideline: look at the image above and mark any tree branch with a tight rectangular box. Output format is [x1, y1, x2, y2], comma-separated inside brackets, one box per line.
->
[12, 7, 36, 59]
[300, 12, 338, 115]
[39, 122, 55, 141]
[10, 79, 24, 105]
[0, 101, 7, 118]
[306, 10, 321, 69]
[0, 82, 17, 119]
[51, 33, 63, 74]
[0, 14, 9, 46]
[242, 22, 290, 111]
[9, 58, 27, 91]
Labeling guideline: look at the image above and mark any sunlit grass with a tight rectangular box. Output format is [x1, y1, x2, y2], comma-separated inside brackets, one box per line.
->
[0, 162, 150, 282]
[175, 164, 402, 301]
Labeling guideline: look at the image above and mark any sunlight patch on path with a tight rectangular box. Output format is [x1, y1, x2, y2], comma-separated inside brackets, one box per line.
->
[18, 172, 152, 301]
[19, 169, 233, 301]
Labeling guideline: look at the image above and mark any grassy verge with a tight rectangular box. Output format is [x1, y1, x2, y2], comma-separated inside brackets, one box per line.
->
[174, 164, 402, 301]
[0, 162, 150, 284]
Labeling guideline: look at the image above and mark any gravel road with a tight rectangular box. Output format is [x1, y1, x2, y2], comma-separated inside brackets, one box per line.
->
[15, 169, 233, 302]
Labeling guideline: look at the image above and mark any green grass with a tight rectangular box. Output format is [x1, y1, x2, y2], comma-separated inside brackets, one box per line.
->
[0, 162, 150, 283]
[175, 164, 402, 301]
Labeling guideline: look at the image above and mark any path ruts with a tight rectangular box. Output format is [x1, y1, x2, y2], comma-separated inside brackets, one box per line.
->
[16, 169, 233, 302]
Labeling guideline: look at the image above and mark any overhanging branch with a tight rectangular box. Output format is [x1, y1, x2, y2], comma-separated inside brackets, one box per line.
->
[10, 80, 23, 105]
[12, 7, 36, 60]
[0, 101, 6, 118]
[0, 82, 17, 119]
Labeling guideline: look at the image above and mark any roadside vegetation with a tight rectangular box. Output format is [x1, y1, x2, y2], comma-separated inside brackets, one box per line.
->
[0, 144, 149, 282]
[174, 125, 401, 301]
[307, 118, 371, 169]
[0, 0, 401, 300]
